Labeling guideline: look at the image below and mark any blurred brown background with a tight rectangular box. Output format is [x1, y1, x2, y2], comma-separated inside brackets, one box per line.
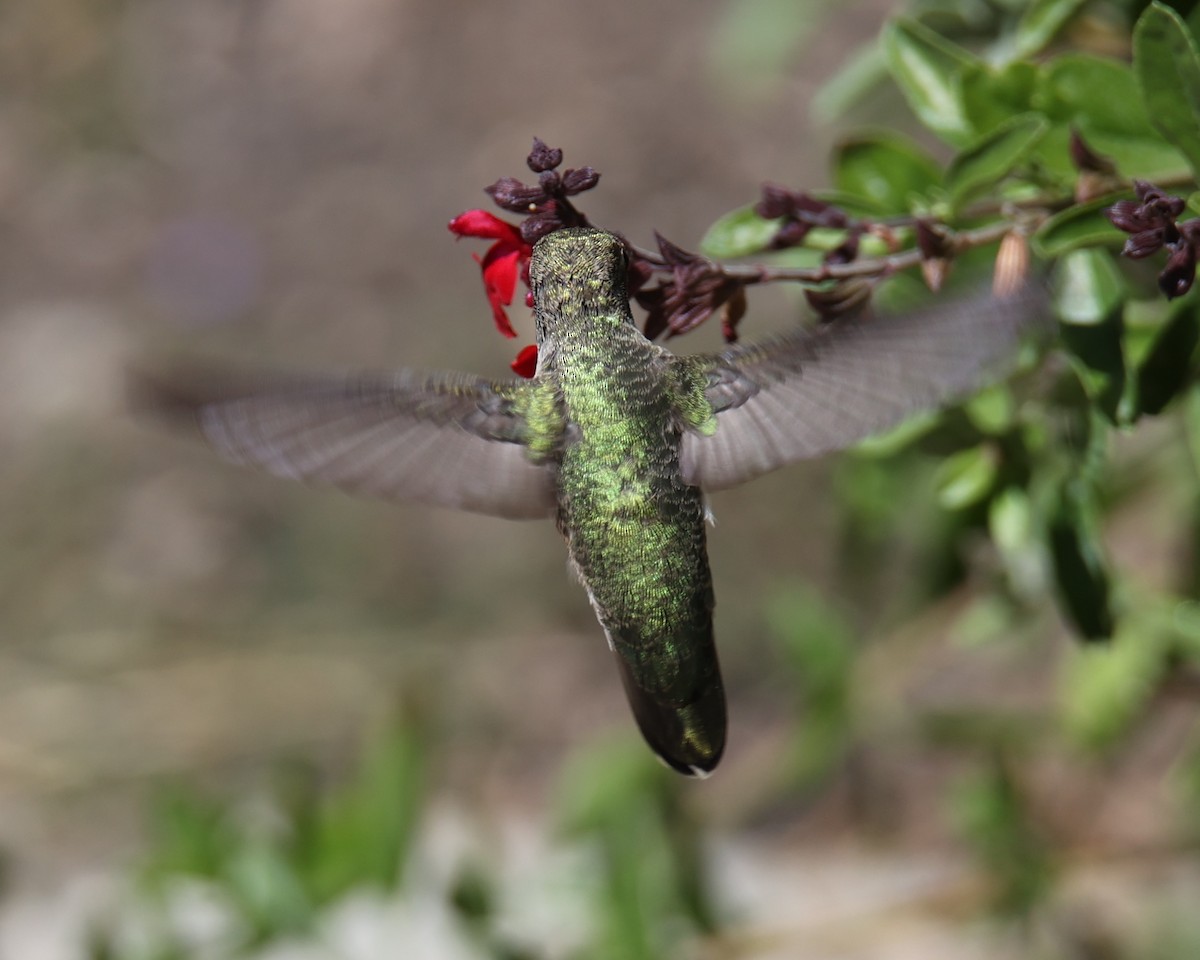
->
[12, 3, 1193, 958]
[0, 0, 892, 938]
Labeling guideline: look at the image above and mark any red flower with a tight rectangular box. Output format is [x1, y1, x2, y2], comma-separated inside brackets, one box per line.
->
[510, 344, 538, 379]
[448, 210, 533, 338]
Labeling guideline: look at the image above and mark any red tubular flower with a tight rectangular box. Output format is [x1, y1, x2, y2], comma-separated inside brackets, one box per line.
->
[510, 344, 538, 378]
[448, 210, 534, 338]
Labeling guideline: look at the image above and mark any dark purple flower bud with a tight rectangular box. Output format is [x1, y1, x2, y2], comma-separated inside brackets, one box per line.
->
[795, 194, 847, 228]
[561, 167, 600, 195]
[655, 232, 701, 266]
[520, 212, 561, 245]
[486, 177, 548, 213]
[1069, 129, 1116, 174]
[1108, 199, 1153, 233]
[538, 169, 562, 194]
[634, 284, 670, 340]
[1133, 181, 1186, 219]
[1122, 230, 1165, 259]
[626, 255, 655, 295]
[1150, 194, 1186, 219]
[527, 138, 563, 173]
[916, 220, 953, 259]
[824, 230, 861, 265]
[1180, 219, 1200, 244]
[1159, 241, 1196, 299]
[721, 286, 747, 343]
[756, 183, 796, 220]
[771, 219, 811, 249]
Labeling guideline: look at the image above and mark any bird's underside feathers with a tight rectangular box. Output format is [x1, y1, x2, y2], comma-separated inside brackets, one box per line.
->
[133, 367, 557, 519]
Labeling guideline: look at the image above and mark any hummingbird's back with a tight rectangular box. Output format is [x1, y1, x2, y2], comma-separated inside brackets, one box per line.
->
[533, 229, 726, 775]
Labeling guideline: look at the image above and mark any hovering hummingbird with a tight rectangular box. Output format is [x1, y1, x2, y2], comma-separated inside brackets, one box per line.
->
[141, 226, 1038, 776]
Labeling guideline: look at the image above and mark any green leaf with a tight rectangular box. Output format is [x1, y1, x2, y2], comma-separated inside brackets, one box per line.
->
[990, 487, 1049, 602]
[1014, 0, 1089, 59]
[945, 113, 1048, 204]
[1033, 196, 1127, 257]
[1040, 55, 1148, 137]
[226, 842, 314, 943]
[557, 738, 667, 834]
[302, 718, 425, 902]
[935, 444, 1000, 510]
[553, 736, 708, 959]
[883, 18, 978, 144]
[767, 588, 855, 786]
[950, 760, 1053, 916]
[448, 865, 495, 930]
[810, 188, 892, 219]
[1038, 53, 1190, 180]
[700, 205, 780, 258]
[1061, 625, 1164, 748]
[1135, 299, 1200, 416]
[1174, 594, 1200, 659]
[960, 62, 1039, 136]
[1054, 248, 1126, 325]
[1133, 3, 1200, 177]
[1048, 482, 1114, 641]
[833, 131, 941, 213]
[143, 787, 239, 883]
[1086, 132, 1188, 181]
[965, 385, 1016, 435]
[1060, 324, 1127, 424]
[852, 409, 939, 456]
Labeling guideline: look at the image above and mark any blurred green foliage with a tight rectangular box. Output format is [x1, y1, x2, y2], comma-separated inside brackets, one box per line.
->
[91, 714, 426, 956]
[91, 0, 1200, 956]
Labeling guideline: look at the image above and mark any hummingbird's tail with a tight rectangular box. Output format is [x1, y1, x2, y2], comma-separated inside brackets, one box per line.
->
[611, 644, 726, 777]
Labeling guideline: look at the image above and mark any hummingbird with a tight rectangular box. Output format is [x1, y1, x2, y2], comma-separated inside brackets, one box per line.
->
[140, 226, 1038, 776]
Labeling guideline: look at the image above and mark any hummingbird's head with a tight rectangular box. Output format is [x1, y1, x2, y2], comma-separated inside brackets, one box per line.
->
[529, 228, 632, 340]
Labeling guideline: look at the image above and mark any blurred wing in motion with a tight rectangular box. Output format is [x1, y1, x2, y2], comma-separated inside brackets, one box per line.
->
[134, 366, 557, 519]
[679, 286, 1045, 491]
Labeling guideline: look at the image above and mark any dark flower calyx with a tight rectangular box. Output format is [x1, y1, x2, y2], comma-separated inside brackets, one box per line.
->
[1121, 228, 1165, 259]
[755, 184, 851, 251]
[486, 177, 548, 213]
[634, 233, 747, 341]
[520, 214, 563, 245]
[1107, 181, 1200, 298]
[756, 183, 799, 220]
[1108, 199, 1155, 234]
[1069, 130, 1116, 175]
[527, 138, 563, 173]
[561, 167, 600, 195]
[916, 220, 954, 260]
[824, 228, 862, 266]
[1134, 179, 1186, 217]
[1159, 240, 1196, 299]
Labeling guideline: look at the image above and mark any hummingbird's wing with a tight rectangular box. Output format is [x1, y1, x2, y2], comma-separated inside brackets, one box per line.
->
[135, 367, 557, 519]
[678, 287, 1043, 491]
